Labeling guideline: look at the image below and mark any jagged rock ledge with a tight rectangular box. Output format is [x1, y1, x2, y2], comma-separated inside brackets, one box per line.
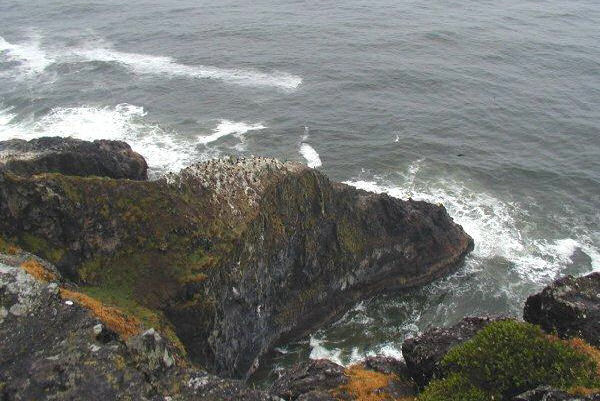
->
[0, 137, 473, 379]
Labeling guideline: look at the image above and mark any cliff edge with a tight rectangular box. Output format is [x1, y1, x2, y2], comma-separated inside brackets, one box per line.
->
[0, 137, 473, 379]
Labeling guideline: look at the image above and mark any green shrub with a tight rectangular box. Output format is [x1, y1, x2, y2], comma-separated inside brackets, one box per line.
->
[418, 320, 599, 401]
[419, 373, 494, 401]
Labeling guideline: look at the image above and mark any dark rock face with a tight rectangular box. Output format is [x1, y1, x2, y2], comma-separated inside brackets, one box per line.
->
[0, 141, 473, 378]
[512, 386, 600, 401]
[270, 357, 417, 401]
[0, 137, 148, 180]
[0, 259, 279, 401]
[524, 273, 600, 347]
[270, 359, 347, 400]
[402, 316, 499, 388]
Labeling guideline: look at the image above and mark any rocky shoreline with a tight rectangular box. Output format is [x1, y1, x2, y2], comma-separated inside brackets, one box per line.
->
[0, 137, 598, 400]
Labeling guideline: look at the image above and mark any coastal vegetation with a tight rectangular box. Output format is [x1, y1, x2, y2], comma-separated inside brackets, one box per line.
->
[419, 320, 600, 401]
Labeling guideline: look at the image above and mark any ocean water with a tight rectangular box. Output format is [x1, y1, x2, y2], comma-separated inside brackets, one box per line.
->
[1, 0, 599, 381]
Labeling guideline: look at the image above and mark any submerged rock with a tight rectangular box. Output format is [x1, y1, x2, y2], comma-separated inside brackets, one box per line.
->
[0, 137, 148, 179]
[402, 316, 500, 388]
[0, 140, 473, 379]
[524, 272, 600, 347]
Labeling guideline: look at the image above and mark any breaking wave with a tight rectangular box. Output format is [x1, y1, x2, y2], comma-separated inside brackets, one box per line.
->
[0, 104, 265, 175]
[0, 35, 55, 77]
[299, 143, 322, 168]
[344, 160, 599, 283]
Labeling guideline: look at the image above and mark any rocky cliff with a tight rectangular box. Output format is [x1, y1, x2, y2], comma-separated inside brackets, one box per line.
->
[0, 255, 277, 401]
[0, 137, 473, 379]
[1, 137, 598, 401]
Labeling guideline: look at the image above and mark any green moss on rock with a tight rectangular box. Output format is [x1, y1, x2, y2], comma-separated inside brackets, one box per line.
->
[20, 233, 65, 264]
[0, 235, 20, 255]
[418, 320, 600, 401]
[419, 373, 492, 401]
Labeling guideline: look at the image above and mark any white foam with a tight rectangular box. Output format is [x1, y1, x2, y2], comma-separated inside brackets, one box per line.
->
[0, 106, 16, 127]
[0, 104, 193, 173]
[0, 104, 270, 175]
[73, 47, 302, 90]
[300, 143, 322, 168]
[309, 336, 343, 365]
[344, 160, 599, 283]
[376, 343, 404, 360]
[0, 35, 54, 77]
[308, 335, 403, 366]
[198, 120, 265, 145]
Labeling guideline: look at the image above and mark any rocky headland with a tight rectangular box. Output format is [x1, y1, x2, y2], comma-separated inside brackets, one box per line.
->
[0, 137, 598, 401]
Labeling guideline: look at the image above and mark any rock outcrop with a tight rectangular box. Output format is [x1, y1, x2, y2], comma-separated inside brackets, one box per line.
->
[270, 359, 347, 400]
[270, 357, 417, 401]
[402, 316, 499, 388]
[524, 272, 600, 347]
[0, 257, 279, 401]
[0, 140, 473, 379]
[0, 137, 148, 180]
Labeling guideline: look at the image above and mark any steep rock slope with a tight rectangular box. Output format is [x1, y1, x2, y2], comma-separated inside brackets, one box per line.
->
[0, 256, 276, 401]
[0, 141, 473, 378]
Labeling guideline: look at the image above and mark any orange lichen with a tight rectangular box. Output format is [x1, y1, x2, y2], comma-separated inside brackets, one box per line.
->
[20, 259, 58, 282]
[570, 386, 600, 397]
[542, 335, 600, 396]
[566, 337, 600, 376]
[0, 236, 20, 255]
[59, 288, 142, 339]
[333, 365, 398, 401]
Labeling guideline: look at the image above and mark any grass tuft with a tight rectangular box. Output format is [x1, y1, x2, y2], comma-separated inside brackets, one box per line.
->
[333, 365, 397, 401]
[59, 288, 142, 339]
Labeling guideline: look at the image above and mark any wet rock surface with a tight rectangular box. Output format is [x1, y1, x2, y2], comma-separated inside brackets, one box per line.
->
[402, 316, 500, 388]
[0, 137, 148, 180]
[0, 142, 473, 378]
[524, 272, 600, 347]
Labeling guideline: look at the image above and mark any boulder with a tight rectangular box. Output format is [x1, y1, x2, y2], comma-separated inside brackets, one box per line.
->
[524, 273, 600, 346]
[270, 356, 416, 401]
[0, 143, 473, 378]
[270, 359, 346, 400]
[0, 137, 148, 179]
[402, 316, 499, 388]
